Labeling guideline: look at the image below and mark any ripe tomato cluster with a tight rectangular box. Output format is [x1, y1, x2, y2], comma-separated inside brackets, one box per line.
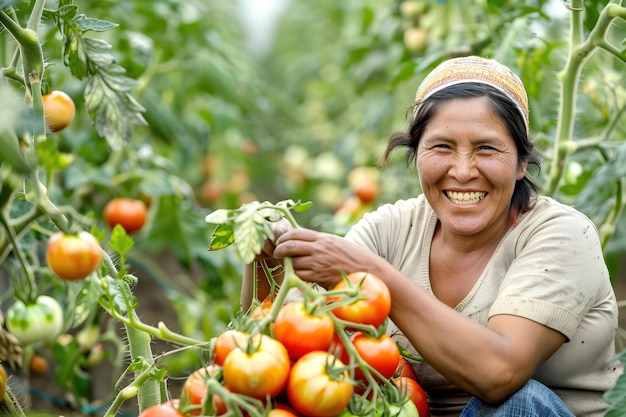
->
[139, 272, 430, 417]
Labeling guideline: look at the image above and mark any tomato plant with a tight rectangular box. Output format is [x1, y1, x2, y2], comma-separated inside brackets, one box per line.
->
[222, 334, 291, 400]
[328, 272, 391, 328]
[103, 197, 148, 234]
[5, 295, 64, 346]
[46, 231, 102, 281]
[272, 301, 335, 360]
[393, 377, 430, 417]
[212, 329, 249, 367]
[287, 351, 353, 417]
[348, 332, 400, 381]
[42, 90, 75, 132]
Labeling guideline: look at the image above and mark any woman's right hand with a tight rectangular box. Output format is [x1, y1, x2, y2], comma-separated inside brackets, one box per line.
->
[255, 217, 294, 262]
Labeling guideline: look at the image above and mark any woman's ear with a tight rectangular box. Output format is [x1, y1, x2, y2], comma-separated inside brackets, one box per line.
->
[517, 159, 528, 180]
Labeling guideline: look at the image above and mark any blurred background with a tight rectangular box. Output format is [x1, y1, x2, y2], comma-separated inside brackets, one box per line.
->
[2, 0, 626, 415]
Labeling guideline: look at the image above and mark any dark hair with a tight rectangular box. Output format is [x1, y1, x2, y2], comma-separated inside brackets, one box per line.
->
[379, 83, 541, 219]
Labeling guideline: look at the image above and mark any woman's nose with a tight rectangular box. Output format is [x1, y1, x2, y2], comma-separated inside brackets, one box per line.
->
[449, 153, 478, 182]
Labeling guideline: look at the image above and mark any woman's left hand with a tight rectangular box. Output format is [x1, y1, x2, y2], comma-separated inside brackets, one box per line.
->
[273, 228, 376, 289]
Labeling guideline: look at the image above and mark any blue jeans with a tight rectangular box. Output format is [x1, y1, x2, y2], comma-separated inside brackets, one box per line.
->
[459, 379, 575, 417]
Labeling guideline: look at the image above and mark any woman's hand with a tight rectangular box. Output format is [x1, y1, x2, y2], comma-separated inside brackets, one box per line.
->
[273, 228, 377, 289]
[255, 217, 294, 262]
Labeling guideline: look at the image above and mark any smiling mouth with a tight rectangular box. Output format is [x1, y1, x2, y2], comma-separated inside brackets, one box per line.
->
[445, 191, 486, 205]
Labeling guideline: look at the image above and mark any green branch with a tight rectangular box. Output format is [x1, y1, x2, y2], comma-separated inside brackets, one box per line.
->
[545, 1, 626, 196]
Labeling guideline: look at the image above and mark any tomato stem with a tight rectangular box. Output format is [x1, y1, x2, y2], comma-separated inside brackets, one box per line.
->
[0, 212, 36, 303]
[103, 359, 156, 417]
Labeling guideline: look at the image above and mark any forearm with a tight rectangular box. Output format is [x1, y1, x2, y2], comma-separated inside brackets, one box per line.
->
[376, 262, 541, 403]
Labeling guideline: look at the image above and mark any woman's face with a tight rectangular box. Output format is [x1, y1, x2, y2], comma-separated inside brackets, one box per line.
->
[416, 96, 527, 237]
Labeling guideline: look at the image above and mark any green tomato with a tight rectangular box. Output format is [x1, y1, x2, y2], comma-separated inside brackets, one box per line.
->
[6, 295, 64, 345]
[375, 398, 420, 417]
[338, 398, 419, 417]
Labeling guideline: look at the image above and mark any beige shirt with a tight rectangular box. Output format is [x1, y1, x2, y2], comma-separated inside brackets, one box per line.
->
[345, 195, 622, 417]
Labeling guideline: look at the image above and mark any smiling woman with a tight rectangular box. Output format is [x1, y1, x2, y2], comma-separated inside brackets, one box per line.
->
[243, 56, 622, 417]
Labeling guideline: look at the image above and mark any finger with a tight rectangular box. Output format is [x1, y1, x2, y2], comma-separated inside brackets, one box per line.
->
[275, 228, 319, 245]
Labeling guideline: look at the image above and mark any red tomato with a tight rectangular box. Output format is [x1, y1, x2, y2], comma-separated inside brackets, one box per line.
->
[287, 351, 353, 417]
[137, 401, 184, 417]
[393, 376, 431, 417]
[180, 365, 228, 415]
[222, 334, 290, 400]
[395, 357, 418, 380]
[212, 330, 249, 366]
[347, 332, 400, 381]
[327, 272, 391, 328]
[42, 90, 75, 132]
[250, 294, 273, 319]
[352, 177, 379, 204]
[104, 197, 148, 233]
[272, 301, 335, 360]
[46, 231, 102, 281]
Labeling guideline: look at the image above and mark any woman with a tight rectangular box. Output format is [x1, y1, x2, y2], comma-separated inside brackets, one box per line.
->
[242, 56, 621, 416]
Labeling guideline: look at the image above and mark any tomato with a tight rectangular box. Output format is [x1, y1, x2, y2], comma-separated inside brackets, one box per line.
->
[29, 354, 49, 375]
[181, 365, 227, 415]
[42, 90, 75, 132]
[327, 272, 391, 328]
[5, 295, 64, 345]
[274, 403, 303, 416]
[395, 357, 417, 380]
[272, 301, 335, 360]
[375, 398, 420, 417]
[393, 377, 430, 417]
[287, 351, 353, 417]
[268, 409, 299, 417]
[137, 401, 184, 417]
[46, 231, 102, 281]
[0, 365, 6, 400]
[403, 27, 428, 53]
[352, 177, 379, 204]
[222, 334, 290, 400]
[212, 330, 249, 366]
[346, 332, 400, 381]
[104, 197, 148, 233]
[250, 294, 273, 319]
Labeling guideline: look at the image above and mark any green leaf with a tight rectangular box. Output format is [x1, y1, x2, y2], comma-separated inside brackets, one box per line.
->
[233, 208, 269, 264]
[73, 14, 119, 32]
[209, 223, 235, 251]
[603, 350, 626, 416]
[107, 224, 134, 256]
[205, 208, 232, 225]
[57, 4, 79, 20]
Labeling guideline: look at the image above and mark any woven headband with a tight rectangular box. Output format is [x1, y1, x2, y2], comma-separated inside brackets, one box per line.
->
[413, 56, 529, 130]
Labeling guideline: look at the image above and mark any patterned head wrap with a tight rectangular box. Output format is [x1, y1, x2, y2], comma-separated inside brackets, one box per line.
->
[413, 56, 529, 130]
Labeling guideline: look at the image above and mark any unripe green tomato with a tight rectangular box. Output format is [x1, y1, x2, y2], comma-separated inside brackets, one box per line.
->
[6, 295, 64, 345]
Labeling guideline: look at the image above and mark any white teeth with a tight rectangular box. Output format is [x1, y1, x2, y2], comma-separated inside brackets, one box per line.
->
[446, 191, 486, 205]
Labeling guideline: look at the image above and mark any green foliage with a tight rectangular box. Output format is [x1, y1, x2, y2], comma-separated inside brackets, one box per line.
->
[2, 0, 626, 414]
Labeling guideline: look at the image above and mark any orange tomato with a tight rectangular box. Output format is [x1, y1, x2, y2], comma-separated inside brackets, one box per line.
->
[42, 90, 75, 132]
[46, 231, 102, 281]
[104, 197, 148, 233]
